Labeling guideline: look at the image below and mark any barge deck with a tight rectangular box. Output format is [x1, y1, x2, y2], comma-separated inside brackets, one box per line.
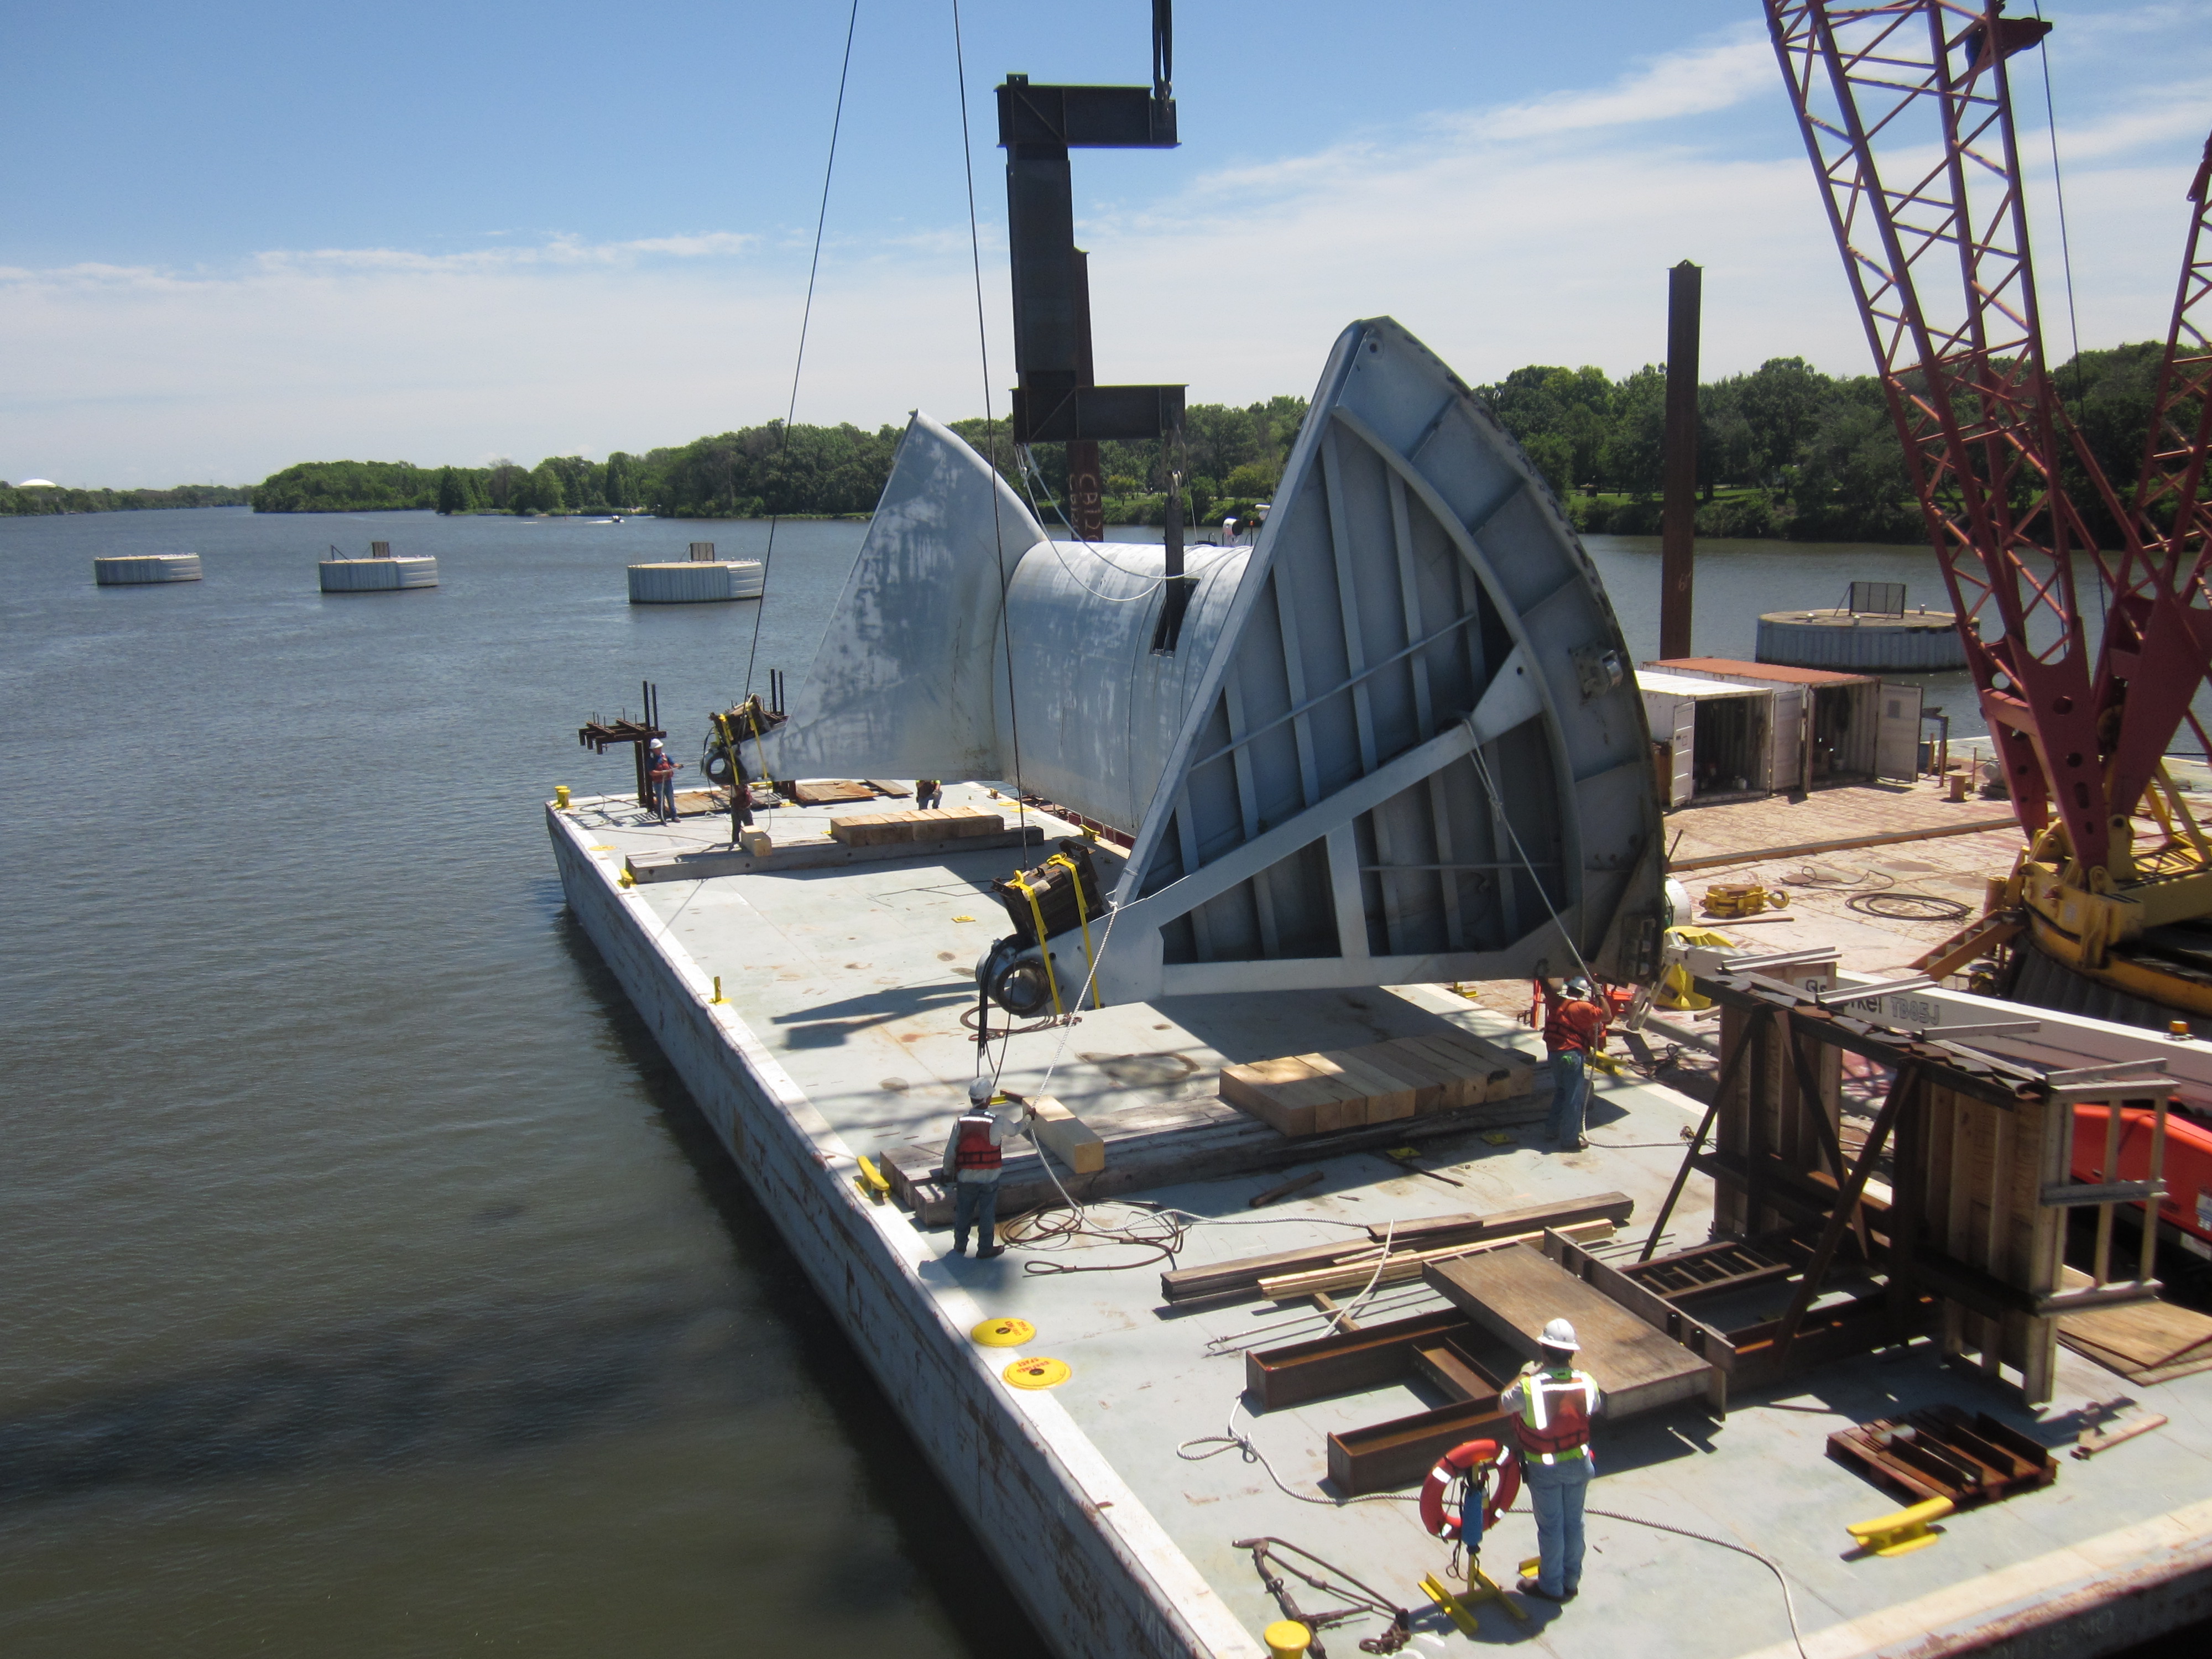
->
[549, 783, 2212, 1659]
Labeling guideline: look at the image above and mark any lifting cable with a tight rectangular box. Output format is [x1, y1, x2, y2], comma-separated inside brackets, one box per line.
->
[2029, 0, 2088, 416]
[742, 0, 861, 702]
[1469, 743, 1598, 987]
[951, 0, 1030, 880]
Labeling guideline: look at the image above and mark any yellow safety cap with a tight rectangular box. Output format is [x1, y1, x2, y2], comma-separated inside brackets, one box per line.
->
[1004, 1355, 1070, 1389]
[1482, 1131, 1515, 1146]
[971, 1316, 1035, 1348]
[1262, 1619, 1312, 1657]
[952, 915, 976, 922]
[1519, 1556, 1541, 1578]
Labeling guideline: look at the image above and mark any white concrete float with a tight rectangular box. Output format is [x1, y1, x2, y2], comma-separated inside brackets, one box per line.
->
[93, 554, 202, 585]
[319, 556, 439, 592]
[627, 560, 764, 603]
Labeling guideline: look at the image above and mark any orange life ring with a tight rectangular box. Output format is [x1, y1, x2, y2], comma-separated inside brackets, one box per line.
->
[1418, 1438, 1519, 1542]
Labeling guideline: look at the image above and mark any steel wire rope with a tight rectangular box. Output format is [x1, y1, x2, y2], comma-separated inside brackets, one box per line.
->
[742, 0, 860, 702]
[1468, 742, 1597, 986]
[1013, 445, 1243, 601]
[951, 0, 1029, 910]
[2028, 1, 2088, 417]
[1177, 1395, 1421, 1507]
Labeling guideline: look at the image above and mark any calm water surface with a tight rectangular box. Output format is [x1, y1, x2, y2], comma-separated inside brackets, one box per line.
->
[0, 509, 2073, 1654]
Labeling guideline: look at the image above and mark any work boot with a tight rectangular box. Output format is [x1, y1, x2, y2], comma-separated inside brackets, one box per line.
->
[951, 1239, 969, 1257]
[975, 1245, 1006, 1260]
[1516, 1579, 1567, 1603]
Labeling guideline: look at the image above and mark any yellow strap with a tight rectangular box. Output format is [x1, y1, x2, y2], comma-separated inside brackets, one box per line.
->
[1006, 874, 1065, 1017]
[1046, 853, 1101, 1010]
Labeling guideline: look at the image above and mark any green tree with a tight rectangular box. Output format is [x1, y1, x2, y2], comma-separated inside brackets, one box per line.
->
[435, 467, 466, 515]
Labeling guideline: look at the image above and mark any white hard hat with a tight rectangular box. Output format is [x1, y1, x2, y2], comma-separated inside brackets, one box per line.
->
[649, 737, 665, 749]
[1541, 1318, 1580, 1352]
[968, 1077, 996, 1104]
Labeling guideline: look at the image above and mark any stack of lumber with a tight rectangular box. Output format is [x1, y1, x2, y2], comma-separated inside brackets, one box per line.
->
[1158, 1192, 1634, 1305]
[830, 806, 1006, 847]
[1220, 1028, 1534, 1137]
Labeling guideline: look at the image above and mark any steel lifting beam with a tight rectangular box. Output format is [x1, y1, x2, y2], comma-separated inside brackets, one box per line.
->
[995, 6, 1183, 477]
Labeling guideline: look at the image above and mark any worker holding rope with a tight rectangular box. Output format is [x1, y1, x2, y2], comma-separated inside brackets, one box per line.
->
[1503, 1318, 1603, 1605]
[1537, 978, 1609, 1151]
[941, 1077, 1031, 1259]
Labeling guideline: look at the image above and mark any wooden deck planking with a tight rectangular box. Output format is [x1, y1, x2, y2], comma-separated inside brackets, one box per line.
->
[1426, 1243, 1716, 1417]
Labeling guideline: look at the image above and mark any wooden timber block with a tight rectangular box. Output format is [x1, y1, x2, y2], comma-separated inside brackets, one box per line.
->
[1305, 1051, 1417, 1125]
[1220, 1056, 1366, 1137]
[1029, 1095, 1105, 1175]
[1423, 1028, 1535, 1102]
[925, 807, 1006, 839]
[1389, 1034, 1502, 1109]
[1370, 1037, 1482, 1110]
[1352, 1041, 1452, 1113]
[828, 811, 913, 847]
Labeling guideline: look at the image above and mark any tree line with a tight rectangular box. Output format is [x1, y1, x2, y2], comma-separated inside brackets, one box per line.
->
[3, 482, 251, 517]
[226, 339, 2186, 546]
[1483, 341, 2169, 545]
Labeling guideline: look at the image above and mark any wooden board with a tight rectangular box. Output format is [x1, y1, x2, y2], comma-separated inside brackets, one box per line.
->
[792, 780, 881, 805]
[1426, 1243, 1716, 1419]
[2058, 1297, 2212, 1384]
[890, 1092, 1548, 1228]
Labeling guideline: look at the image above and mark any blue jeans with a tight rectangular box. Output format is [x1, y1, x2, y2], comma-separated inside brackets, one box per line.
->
[953, 1178, 1000, 1253]
[1523, 1455, 1592, 1597]
[653, 775, 676, 820]
[1547, 1049, 1588, 1145]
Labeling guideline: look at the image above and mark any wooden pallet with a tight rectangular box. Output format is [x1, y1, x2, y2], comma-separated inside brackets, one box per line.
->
[1827, 1404, 2056, 1508]
[1220, 1030, 1534, 1138]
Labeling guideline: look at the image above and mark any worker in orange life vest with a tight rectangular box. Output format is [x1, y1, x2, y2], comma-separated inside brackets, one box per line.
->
[1501, 1318, 1603, 1604]
[1540, 977, 1608, 1151]
[940, 1077, 1030, 1258]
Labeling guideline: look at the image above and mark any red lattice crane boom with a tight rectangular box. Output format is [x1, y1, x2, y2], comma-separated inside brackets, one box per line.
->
[2120, 131, 2212, 786]
[1770, 1, 2212, 1020]
[1768, 1, 2122, 870]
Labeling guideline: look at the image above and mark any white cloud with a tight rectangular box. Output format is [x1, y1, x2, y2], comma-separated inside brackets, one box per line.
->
[3, 24, 2203, 486]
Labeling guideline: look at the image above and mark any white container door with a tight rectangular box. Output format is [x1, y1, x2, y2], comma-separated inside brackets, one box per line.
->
[1876, 682, 1923, 779]
[1767, 686, 1804, 792]
[1670, 698, 1695, 806]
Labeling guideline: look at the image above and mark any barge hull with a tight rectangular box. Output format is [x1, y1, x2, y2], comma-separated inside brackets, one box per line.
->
[547, 803, 1257, 1659]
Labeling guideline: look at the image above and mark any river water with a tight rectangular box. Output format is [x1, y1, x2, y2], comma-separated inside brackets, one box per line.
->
[0, 509, 2133, 1654]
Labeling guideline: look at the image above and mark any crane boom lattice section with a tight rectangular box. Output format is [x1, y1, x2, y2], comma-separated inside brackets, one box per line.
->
[1767, 0, 2119, 869]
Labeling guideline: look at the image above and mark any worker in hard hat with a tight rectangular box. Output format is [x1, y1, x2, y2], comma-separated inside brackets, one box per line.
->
[647, 737, 681, 823]
[1501, 1318, 1603, 1603]
[1538, 977, 1608, 1151]
[940, 1077, 1030, 1258]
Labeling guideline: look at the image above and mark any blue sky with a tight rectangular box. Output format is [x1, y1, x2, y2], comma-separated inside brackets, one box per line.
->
[4, 0, 2208, 485]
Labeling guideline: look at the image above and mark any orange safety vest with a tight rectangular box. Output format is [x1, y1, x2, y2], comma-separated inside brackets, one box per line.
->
[1543, 998, 1606, 1056]
[1510, 1364, 1598, 1464]
[953, 1110, 1003, 1172]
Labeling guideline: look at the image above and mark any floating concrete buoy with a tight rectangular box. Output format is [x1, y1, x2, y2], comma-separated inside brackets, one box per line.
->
[1756, 607, 1966, 671]
[626, 560, 764, 604]
[319, 556, 439, 592]
[93, 554, 202, 585]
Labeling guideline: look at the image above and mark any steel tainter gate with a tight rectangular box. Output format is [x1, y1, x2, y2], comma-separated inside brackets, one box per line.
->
[749, 317, 1665, 1003]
